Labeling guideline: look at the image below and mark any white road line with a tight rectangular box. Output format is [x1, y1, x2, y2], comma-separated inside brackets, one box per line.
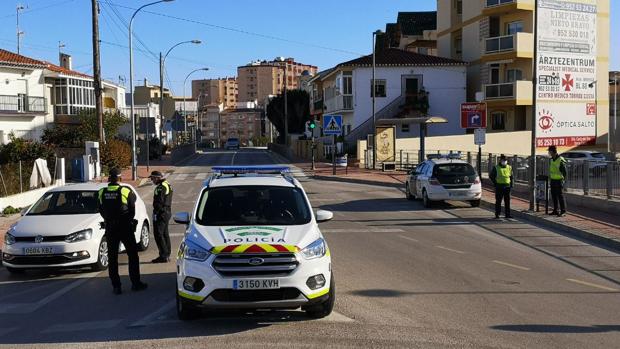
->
[321, 228, 405, 233]
[566, 278, 619, 292]
[492, 260, 531, 271]
[195, 173, 208, 180]
[0, 276, 92, 314]
[231, 151, 238, 165]
[175, 174, 188, 181]
[435, 245, 466, 254]
[128, 300, 176, 328]
[321, 311, 355, 323]
[41, 320, 123, 333]
[397, 235, 419, 243]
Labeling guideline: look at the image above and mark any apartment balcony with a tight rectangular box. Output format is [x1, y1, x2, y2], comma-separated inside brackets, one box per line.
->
[484, 81, 532, 105]
[483, 0, 534, 16]
[324, 95, 353, 113]
[482, 32, 534, 60]
[0, 95, 47, 114]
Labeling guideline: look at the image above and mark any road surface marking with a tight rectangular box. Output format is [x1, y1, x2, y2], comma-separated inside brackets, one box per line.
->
[41, 320, 123, 333]
[397, 235, 419, 243]
[195, 173, 208, 180]
[322, 311, 355, 323]
[231, 151, 238, 165]
[492, 260, 531, 271]
[175, 174, 188, 181]
[435, 245, 466, 254]
[322, 228, 404, 233]
[566, 278, 619, 292]
[128, 300, 175, 328]
[0, 275, 92, 314]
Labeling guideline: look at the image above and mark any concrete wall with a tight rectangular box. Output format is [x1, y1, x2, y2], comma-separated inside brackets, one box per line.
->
[0, 184, 62, 211]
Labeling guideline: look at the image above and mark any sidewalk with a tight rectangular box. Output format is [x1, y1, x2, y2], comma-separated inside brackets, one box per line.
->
[93, 154, 177, 188]
[294, 160, 620, 251]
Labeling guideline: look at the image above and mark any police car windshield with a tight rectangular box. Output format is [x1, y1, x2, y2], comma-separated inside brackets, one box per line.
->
[195, 186, 311, 226]
[27, 191, 99, 215]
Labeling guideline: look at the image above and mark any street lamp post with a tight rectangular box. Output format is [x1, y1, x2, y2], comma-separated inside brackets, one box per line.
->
[183, 68, 209, 144]
[372, 30, 383, 170]
[129, 0, 174, 181]
[589, 81, 600, 150]
[615, 73, 618, 153]
[160, 39, 202, 143]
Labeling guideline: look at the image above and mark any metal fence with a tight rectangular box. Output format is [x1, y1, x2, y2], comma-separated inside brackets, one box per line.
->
[365, 149, 620, 200]
[0, 158, 57, 198]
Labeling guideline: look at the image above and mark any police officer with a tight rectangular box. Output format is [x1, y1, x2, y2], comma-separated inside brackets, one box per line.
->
[490, 154, 513, 219]
[150, 171, 173, 263]
[548, 145, 567, 216]
[98, 168, 147, 295]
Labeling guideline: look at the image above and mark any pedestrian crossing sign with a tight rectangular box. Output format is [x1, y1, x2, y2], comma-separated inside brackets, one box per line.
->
[323, 115, 343, 135]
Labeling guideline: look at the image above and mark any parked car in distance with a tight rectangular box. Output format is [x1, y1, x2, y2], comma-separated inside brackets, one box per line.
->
[224, 138, 240, 150]
[560, 151, 607, 171]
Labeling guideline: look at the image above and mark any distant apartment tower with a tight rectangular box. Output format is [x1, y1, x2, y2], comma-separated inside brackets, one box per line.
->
[376, 11, 438, 55]
[191, 77, 237, 109]
[436, 0, 609, 142]
[237, 57, 318, 105]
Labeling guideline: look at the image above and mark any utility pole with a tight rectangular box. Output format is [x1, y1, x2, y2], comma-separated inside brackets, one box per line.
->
[16, 4, 25, 54]
[529, 0, 539, 211]
[91, 0, 104, 144]
[283, 61, 289, 146]
[159, 52, 165, 143]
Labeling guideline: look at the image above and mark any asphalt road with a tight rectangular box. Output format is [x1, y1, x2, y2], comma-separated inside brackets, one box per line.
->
[1, 148, 620, 348]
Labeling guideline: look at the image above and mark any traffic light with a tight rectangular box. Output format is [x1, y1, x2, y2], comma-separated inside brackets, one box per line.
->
[309, 119, 316, 129]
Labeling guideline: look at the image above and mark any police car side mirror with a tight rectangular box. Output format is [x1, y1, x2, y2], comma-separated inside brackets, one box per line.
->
[20, 206, 30, 216]
[173, 212, 190, 225]
[315, 210, 333, 223]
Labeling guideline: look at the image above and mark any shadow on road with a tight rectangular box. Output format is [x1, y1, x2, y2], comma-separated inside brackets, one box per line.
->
[491, 324, 620, 333]
[349, 289, 619, 298]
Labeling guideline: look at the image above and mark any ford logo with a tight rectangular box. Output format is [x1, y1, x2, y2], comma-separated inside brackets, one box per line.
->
[35, 235, 44, 244]
[248, 257, 264, 266]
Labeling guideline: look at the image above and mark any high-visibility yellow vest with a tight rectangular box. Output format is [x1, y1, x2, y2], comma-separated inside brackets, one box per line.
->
[549, 156, 566, 180]
[495, 164, 512, 185]
[98, 185, 131, 205]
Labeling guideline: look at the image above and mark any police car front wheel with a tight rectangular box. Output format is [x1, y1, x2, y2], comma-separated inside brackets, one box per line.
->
[176, 294, 201, 320]
[304, 274, 336, 319]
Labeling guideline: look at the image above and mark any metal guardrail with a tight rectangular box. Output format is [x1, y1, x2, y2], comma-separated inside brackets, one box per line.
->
[366, 149, 620, 200]
[0, 95, 47, 113]
[485, 35, 515, 54]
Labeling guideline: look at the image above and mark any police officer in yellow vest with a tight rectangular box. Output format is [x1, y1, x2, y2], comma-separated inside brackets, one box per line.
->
[490, 154, 513, 219]
[149, 171, 173, 263]
[98, 168, 147, 295]
[548, 145, 567, 216]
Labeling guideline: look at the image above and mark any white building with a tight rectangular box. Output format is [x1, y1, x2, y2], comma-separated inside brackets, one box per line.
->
[310, 48, 467, 141]
[118, 103, 161, 140]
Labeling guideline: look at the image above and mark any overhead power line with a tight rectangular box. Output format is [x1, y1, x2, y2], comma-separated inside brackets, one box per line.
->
[105, 1, 364, 57]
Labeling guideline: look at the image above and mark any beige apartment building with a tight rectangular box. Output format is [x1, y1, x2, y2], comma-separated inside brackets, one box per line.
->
[133, 79, 175, 118]
[436, 0, 610, 150]
[191, 77, 237, 109]
[377, 12, 438, 55]
[237, 58, 318, 105]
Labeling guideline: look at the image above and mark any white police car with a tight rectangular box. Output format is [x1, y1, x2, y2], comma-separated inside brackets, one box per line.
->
[173, 166, 335, 320]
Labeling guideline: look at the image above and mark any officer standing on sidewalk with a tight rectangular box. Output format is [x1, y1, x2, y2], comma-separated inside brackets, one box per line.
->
[98, 168, 148, 295]
[548, 145, 567, 216]
[490, 154, 513, 219]
[150, 171, 173, 263]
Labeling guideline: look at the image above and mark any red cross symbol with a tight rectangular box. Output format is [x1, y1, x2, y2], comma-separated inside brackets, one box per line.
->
[562, 74, 574, 92]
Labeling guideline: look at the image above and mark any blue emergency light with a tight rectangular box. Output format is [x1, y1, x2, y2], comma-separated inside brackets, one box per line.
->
[211, 165, 291, 175]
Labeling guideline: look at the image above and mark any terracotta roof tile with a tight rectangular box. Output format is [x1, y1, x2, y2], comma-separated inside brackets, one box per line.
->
[0, 48, 47, 68]
[44, 62, 92, 78]
[337, 48, 466, 68]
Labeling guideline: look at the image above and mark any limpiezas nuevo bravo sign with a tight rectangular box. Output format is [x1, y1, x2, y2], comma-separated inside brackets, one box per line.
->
[536, 0, 597, 148]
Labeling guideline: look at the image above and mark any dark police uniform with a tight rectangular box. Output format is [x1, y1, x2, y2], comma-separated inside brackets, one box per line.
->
[153, 179, 173, 260]
[98, 181, 144, 291]
[490, 162, 513, 218]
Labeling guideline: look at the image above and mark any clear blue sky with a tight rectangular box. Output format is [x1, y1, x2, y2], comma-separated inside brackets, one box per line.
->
[0, 0, 617, 96]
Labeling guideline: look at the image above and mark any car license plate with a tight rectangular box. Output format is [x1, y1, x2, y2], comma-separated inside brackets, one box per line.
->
[233, 279, 279, 290]
[23, 247, 54, 255]
[449, 192, 466, 197]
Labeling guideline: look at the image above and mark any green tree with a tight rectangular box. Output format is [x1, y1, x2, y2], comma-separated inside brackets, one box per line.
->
[266, 90, 310, 143]
[42, 110, 128, 147]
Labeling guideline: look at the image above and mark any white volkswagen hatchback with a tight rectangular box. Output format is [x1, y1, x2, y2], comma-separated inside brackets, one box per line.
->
[2, 183, 151, 274]
[174, 166, 335, 320]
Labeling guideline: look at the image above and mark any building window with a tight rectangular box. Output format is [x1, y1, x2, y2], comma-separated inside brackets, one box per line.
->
[506, 69, 523, 83]
[454, 37, 462, 55]
[454, 0, 462, 15]
[491, 111, 506, 130]
[401, 124, 410, 133]
[506, 21, 524, 35]
[371, 79, 387, 97]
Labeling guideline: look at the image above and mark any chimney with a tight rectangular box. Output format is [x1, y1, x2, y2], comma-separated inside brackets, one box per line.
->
[144, 78, 148, 86]
[59, 53, 72, 70]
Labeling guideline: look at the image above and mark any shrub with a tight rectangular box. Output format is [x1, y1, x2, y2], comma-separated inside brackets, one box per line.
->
[0, 134, 54, 164]
[101, 139, 131, 172]
[2, 206, 21, 215]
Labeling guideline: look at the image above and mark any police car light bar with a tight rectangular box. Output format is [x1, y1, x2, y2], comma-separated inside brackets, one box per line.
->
[211, 165, 291, 175]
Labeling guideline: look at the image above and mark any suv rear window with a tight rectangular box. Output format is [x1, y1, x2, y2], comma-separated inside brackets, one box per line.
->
[195, 186, 311, 226]
[433, 163, 476, 177]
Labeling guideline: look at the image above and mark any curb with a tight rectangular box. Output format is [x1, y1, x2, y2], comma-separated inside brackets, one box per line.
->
[311, 173, 620, 253]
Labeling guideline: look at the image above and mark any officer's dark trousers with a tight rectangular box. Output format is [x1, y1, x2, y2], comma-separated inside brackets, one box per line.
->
[495, 185, 511, 217]
[106, 223, 141, 288]
[154, 215, 171, 258]
[550, 179, 566, 213]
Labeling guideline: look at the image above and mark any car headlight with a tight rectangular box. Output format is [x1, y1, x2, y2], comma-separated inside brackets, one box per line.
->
[301, 238, 327, 260]
[65, 229, 93, 243]
[182, 240, 210, 262]
[4, 232, 16, 245]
